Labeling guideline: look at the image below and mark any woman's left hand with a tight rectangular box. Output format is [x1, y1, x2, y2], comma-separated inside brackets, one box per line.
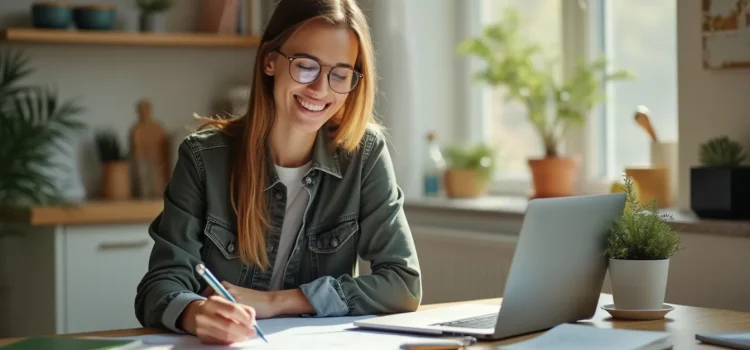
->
[204, 281, 316, 318]
[207, 282, 278, 319]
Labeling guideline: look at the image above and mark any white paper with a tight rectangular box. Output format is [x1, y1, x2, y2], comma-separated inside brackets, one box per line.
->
[498, 323, 671, 350]
[113, 316, 467, 349]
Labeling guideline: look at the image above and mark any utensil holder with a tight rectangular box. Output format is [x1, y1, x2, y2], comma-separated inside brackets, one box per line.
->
[650, 141, 678, 207]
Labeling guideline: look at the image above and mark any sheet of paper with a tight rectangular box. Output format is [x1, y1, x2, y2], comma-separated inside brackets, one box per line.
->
[113, 315, 467, 350]
[498, 323, 671, 350]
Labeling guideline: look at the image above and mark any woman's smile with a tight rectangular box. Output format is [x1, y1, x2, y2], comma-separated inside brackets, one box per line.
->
[294, 94, 330, 115]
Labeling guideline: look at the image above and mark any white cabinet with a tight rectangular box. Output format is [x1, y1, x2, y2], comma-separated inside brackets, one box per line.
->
[64, 225, 153, 334]
[0, 223, 153, 337]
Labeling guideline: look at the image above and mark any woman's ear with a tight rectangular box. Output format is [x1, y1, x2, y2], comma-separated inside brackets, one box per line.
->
[264, 52, 277, 76]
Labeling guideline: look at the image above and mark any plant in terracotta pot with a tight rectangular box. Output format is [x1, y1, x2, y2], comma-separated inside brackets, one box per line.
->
[604, 175, 682, 311]
[95, 130, 131, 200]
[690, 136, 750, 220]
[136, 0, 173, 33]
[442, 143, 496, 198]
[457, 8, 633, 198]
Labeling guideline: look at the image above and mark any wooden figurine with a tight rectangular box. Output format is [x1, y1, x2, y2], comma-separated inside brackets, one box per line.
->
[130, 99, 170, 199]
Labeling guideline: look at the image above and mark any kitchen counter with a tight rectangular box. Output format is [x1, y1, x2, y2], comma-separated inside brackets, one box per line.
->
[0, 200, 162, 226]
[405, 196, 750, 239]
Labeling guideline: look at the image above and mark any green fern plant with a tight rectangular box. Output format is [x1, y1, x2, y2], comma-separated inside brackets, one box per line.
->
[699, 136, 746, 167]
[443, 143, 496, 181]
[604, 175, 683, 260]
[0, 49, 85, 206]
[95, 130, 127, 162]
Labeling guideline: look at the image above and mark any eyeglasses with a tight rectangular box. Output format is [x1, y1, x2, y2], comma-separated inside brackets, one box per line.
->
[275, 49, 363, 94]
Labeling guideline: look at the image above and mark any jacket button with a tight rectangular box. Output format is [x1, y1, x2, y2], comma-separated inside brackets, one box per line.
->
[331, 238, 339, 248]
[275, 193, 282, 200]
[227, 243, 235, 253]
[267, 243, 274, 252]
[305, 177, 312, 185]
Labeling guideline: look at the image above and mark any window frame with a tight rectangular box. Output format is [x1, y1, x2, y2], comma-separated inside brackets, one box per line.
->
[470, 0, 615, 197]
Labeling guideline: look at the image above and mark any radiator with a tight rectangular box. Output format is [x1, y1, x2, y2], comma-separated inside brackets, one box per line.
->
[411, 226, 519, 304]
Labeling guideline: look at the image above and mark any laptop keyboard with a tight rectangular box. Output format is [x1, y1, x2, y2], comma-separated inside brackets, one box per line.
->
[432, 313, 497, 329]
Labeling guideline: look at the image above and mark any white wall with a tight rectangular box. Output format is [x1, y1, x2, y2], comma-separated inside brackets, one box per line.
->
[677, 1, 750, 209]
[0, 0, 256, 200]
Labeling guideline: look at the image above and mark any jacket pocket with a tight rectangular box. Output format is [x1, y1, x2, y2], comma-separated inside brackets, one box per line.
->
[204, 221, 239, 260]
[307, 218, 358, 254]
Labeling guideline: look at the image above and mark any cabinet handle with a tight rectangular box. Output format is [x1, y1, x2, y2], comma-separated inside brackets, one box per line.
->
[97, 240, 150, 251]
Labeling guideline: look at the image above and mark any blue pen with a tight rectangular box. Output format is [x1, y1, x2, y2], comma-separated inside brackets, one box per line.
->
[195, 263, 268, 343]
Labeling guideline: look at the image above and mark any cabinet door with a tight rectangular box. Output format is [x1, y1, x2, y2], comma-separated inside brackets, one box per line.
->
[64, 224, 154, 334]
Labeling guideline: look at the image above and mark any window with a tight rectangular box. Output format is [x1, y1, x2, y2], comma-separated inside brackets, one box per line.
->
[595, 0, 678, 179]
[475, 0, 678, 194]
[480, 0, 563, 193]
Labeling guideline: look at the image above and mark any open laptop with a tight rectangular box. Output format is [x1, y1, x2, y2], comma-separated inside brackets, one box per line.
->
[353, 193, 626, 340]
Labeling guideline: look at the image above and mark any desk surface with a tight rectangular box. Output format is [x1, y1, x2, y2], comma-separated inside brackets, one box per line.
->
[0, 294, 746, 349]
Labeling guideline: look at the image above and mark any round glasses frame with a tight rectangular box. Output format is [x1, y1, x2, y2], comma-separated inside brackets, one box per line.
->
[275, 49, 363, 94]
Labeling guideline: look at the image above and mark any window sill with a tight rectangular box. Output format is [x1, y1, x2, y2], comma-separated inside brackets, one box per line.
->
[404, 195, 750, 239]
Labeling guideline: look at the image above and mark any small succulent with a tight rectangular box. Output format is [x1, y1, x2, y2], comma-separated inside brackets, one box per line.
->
[699, 136, 746, 167]
[95, 130, 127, 163]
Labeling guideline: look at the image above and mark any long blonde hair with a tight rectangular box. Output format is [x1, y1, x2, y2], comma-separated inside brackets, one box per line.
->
[199, 0, 377, 268]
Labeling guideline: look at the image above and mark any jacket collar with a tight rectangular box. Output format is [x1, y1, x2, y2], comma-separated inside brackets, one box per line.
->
[264, 127, 342, 191]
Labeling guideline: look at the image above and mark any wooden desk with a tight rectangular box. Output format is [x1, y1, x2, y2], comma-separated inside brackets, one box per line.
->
[0, 294, 747, 349]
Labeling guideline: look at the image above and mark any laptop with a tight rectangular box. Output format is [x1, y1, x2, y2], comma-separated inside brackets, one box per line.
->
[353, 193, 626, 340]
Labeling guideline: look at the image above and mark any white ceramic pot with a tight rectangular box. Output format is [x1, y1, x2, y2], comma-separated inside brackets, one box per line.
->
[609, 258, 670, 310]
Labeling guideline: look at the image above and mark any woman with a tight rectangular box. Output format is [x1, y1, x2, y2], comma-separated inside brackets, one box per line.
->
[134, 0, 422, 345]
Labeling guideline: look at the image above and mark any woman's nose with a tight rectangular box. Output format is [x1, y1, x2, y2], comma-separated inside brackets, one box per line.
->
[306, 72, 329, 96]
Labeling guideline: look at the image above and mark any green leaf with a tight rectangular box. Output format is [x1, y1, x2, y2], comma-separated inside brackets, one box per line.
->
[604, 175, 683, 260]
[0, 48, 84, 206]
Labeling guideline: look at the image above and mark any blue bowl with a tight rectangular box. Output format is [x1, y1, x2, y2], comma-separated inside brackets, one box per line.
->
[73, 5, 115, 30]
[32, 2, 73, 29]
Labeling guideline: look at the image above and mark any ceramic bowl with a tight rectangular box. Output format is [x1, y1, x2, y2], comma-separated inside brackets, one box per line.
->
[73, 4, 115, 30]
[32, 1, 73, 29]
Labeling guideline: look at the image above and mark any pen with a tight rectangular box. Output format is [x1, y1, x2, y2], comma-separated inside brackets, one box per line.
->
[399, 336, 477, 350]
[195, 263, 268, 343]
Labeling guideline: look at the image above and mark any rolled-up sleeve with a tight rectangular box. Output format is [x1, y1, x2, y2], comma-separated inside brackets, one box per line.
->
[134, 139, 208, 332]
[300, 130, 422, 316]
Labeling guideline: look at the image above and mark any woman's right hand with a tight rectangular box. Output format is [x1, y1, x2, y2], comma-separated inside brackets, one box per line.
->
[181, 295, 258, 345]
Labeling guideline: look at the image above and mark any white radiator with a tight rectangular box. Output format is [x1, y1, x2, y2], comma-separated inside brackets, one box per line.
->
[411, 226, 518, 304]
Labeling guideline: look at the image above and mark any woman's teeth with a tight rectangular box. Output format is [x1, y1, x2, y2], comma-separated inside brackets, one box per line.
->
[296, 96, 325, 112]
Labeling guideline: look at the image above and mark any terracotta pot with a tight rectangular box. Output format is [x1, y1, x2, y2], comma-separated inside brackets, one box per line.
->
[101, 161, 131, 200]
[444, 168, 489, 198]
[528, 156, 580, 199]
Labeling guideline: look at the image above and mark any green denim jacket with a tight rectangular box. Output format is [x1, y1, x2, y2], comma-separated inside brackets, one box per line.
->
[134, 125, 422, 332]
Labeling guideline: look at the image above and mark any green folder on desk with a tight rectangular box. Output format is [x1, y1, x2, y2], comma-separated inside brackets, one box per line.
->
[0, 337, 142, 350]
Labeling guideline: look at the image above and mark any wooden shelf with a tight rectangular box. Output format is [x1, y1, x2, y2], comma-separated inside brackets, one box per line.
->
[1, 28, 260, 48]
[0, 200, 164, 226]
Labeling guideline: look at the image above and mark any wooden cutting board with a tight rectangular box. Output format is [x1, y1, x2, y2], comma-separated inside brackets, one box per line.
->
[130, 99, 170, 199]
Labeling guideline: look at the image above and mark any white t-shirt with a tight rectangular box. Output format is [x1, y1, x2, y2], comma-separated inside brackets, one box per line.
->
[268, 162, 311, 291]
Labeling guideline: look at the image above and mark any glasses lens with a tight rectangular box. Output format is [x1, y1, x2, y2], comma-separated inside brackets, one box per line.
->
[289, 58, 320, 84]
[329, 67, 360, 93]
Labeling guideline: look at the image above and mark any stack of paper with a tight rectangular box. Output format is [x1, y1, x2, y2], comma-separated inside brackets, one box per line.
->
[114, 316, 470, 350]
[498, 323, 672, 350]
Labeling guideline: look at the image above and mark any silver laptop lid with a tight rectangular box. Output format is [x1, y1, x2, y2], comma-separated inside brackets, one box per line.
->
[492, 193, 626, 339]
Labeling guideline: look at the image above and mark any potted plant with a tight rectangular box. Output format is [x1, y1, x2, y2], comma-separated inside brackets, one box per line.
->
[604, 175, 682, 311]
[442, 143, 496, 198]
[690, 136, 750, 220]
[0, 49, 84, 207]
[457, 8, 633, 198]
[95, 130, 131, 200]
[136, 0, 173, 33]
